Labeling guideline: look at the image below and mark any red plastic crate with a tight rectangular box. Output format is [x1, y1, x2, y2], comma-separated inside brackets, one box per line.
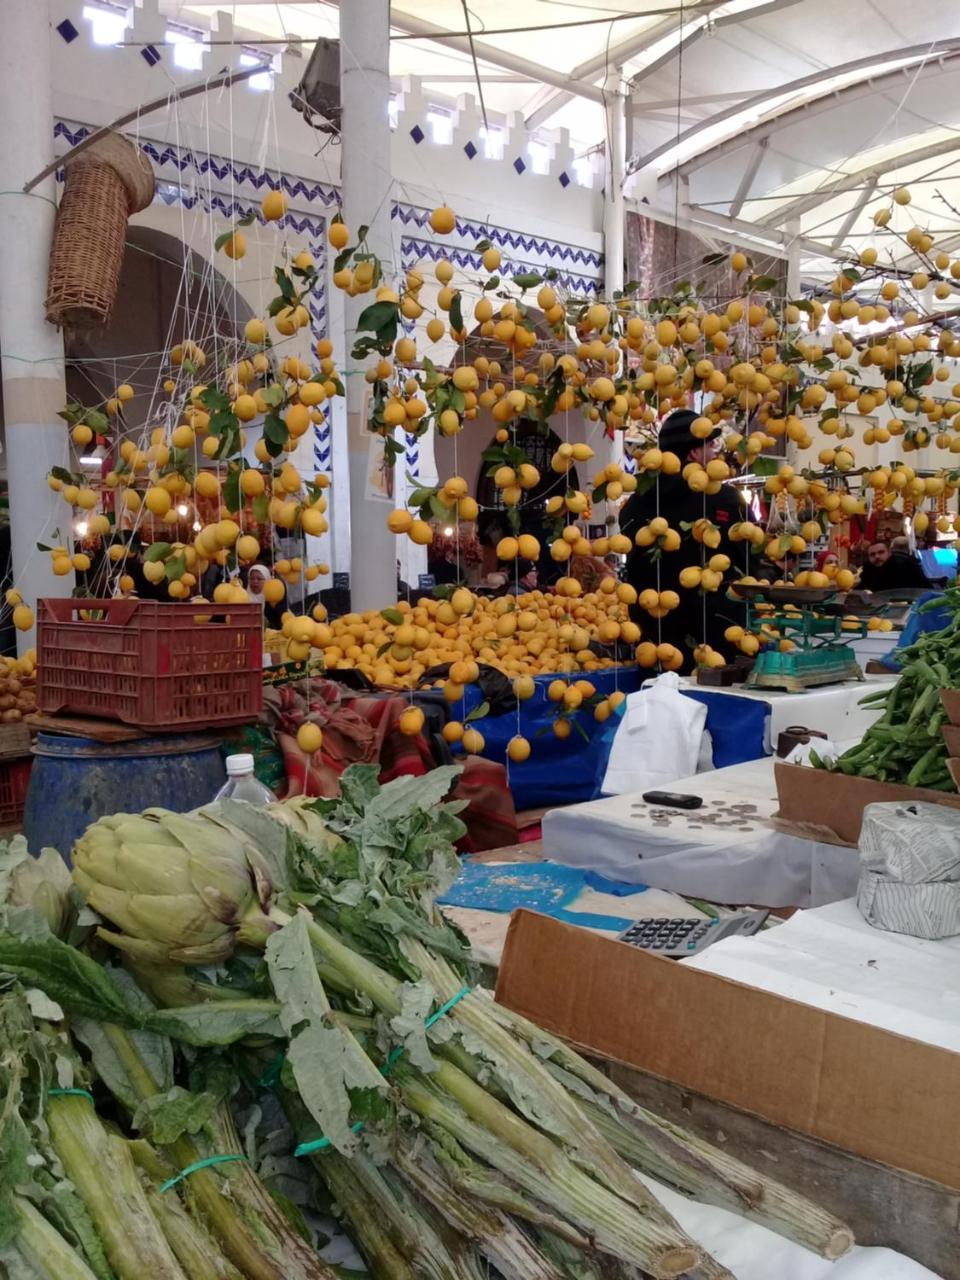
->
[38, 599, 263, 731]
[0, 757, 32, 827]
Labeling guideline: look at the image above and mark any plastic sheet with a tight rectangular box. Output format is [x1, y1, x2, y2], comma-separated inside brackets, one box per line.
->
[648, 1172, 940, 1280]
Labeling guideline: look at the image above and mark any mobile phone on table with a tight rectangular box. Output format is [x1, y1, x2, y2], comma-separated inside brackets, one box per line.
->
[641, 791, 703, 809]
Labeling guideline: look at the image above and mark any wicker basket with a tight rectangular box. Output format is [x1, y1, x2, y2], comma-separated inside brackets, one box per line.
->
[45, 132, 155, 331]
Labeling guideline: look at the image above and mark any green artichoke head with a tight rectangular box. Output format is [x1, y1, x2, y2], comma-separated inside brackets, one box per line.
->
[73, 809, 275, 965]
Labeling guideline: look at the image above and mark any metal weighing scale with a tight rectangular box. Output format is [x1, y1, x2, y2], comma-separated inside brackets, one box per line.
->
[729, 583, 869, 693]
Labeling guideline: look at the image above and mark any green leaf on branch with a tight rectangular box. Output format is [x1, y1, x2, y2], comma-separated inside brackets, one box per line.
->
[144, 542, 172, 564]
[475, 238, 492, 252]
[429, 494, 455, 522]
[749, 275, 777, 291]
[263, 412, 288, 446]
[164, 554, 187, 582]
[483, 275, 501, 292]
[381, 608, 404, 626]
[252, 493, 269, 523]
[274, 267, 296, 302]
[260, 384, 285, 407]
[333, 246, 355, 274]
[223, 466, 241, 515]
[199, 386, 231, 414]
[465, 701, 490, 723]
[449, 292, 464, 334]
[83, 410, 109, 433]
[57, 401, 86, 425]
[238, 210, 256, 227]
[214, 230, 235, 252]
[512, 272, 543, 291]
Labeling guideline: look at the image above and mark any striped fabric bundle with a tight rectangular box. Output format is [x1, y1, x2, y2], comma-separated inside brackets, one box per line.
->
[857, 802, 960, 939]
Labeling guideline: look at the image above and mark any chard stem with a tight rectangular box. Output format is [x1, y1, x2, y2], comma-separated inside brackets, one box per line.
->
[100, 1023, 335, 1280]
[13, 1196, 99, 1280]
[46, 1094, 187, 1280]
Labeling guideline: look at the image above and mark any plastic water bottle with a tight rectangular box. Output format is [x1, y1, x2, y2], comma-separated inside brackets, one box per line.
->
[215, 753, 275, 805]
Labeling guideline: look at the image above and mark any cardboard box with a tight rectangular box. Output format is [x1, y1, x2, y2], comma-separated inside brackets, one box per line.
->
[496, 909, 960, 1191]
[774, 760, 960, 847]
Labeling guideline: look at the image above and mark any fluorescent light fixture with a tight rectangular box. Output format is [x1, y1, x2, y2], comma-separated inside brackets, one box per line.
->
[80, 455, 102, 467]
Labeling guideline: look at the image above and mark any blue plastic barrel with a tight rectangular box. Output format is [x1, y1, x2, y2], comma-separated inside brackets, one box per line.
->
[23, 732, 227, 860]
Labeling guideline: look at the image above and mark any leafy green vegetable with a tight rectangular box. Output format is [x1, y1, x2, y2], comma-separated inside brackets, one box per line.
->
[265, 914, 386, 1155]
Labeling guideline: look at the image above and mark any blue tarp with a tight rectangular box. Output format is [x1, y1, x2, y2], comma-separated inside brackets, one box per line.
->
[680, 689, 769, 768]
[878, 592, 951, 672]
[461, 669, 643, 810]
[461, 669, 774, 808]
[438, 859, 647, 931]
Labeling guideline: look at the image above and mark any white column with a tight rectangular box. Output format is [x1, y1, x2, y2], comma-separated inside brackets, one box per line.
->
[326, 271, 351, 575]
[603, 84, 626, 473]
[0, 0, 70, 649]
[785, 218, 802, 299]
[341, 0, 397, 611]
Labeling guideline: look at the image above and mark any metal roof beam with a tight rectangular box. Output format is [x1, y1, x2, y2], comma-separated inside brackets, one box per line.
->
[630, 197, 842, 262]
[380, 8, 607, 105]
[522, 0, 732, 130]
[635, 40, 960, 179]
[628, 0, 805, 93]
[729, 137, 769, 218]
[760, 135, 960, 228]
[829, 177, 879, 250]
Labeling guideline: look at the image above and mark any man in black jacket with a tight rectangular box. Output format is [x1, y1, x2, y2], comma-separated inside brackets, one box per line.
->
[619, 409, 747, 671]
[859, 539, 931, 593]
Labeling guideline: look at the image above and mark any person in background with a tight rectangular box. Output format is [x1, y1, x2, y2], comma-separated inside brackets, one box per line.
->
[816, 549, 839, 575]
[918, 531, 958, 584]
[858, 540, 930, 593]
[620, 409, 746, 670]
[246, 564, 286, 628]
[568, 552, 616, 594]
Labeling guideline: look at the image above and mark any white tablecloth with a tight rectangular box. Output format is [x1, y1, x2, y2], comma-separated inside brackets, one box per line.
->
[683, 673, 896, 755]
[646, 1173, 939, 1280]
[543, 756, 858, 907]
[850, 634, 901, 664]
[685, 897, 960, 1052]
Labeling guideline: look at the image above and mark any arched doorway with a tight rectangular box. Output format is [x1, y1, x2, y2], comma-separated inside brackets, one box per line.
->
[64, 225, 252, 431]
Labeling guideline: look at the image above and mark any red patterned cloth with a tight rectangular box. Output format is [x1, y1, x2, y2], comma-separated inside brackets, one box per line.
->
[261, 680, 516, 851]
[263, 680, 433, 797]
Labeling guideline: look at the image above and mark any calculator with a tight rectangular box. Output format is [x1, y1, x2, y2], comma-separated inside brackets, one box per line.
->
[616, 911, 769, 958]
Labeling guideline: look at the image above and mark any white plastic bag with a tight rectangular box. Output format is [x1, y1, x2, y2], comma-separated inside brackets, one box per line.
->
[601, 672, 708, 796]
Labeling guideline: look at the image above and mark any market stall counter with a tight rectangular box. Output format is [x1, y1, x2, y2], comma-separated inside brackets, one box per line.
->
[542, 755, 859, 908]
[680, 672, 897, 766]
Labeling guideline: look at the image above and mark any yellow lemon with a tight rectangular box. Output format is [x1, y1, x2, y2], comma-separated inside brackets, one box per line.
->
[261, 189, 287, 221]
[429, 205, 456, 234]
[296, 722, 323, 754]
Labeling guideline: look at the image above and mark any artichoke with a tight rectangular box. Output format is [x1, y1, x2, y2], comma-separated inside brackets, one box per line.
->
[73, 810, 276, 965]
[2, 839, 73, 938]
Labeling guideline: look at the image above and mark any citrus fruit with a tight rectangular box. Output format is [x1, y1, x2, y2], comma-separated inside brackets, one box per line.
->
[262, 189, 287, 221]
[296, 722, 323, 754]
[429, 206, 456, 234]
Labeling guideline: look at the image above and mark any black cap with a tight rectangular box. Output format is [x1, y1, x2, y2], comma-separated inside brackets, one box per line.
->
[657, 409, 720, 458]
